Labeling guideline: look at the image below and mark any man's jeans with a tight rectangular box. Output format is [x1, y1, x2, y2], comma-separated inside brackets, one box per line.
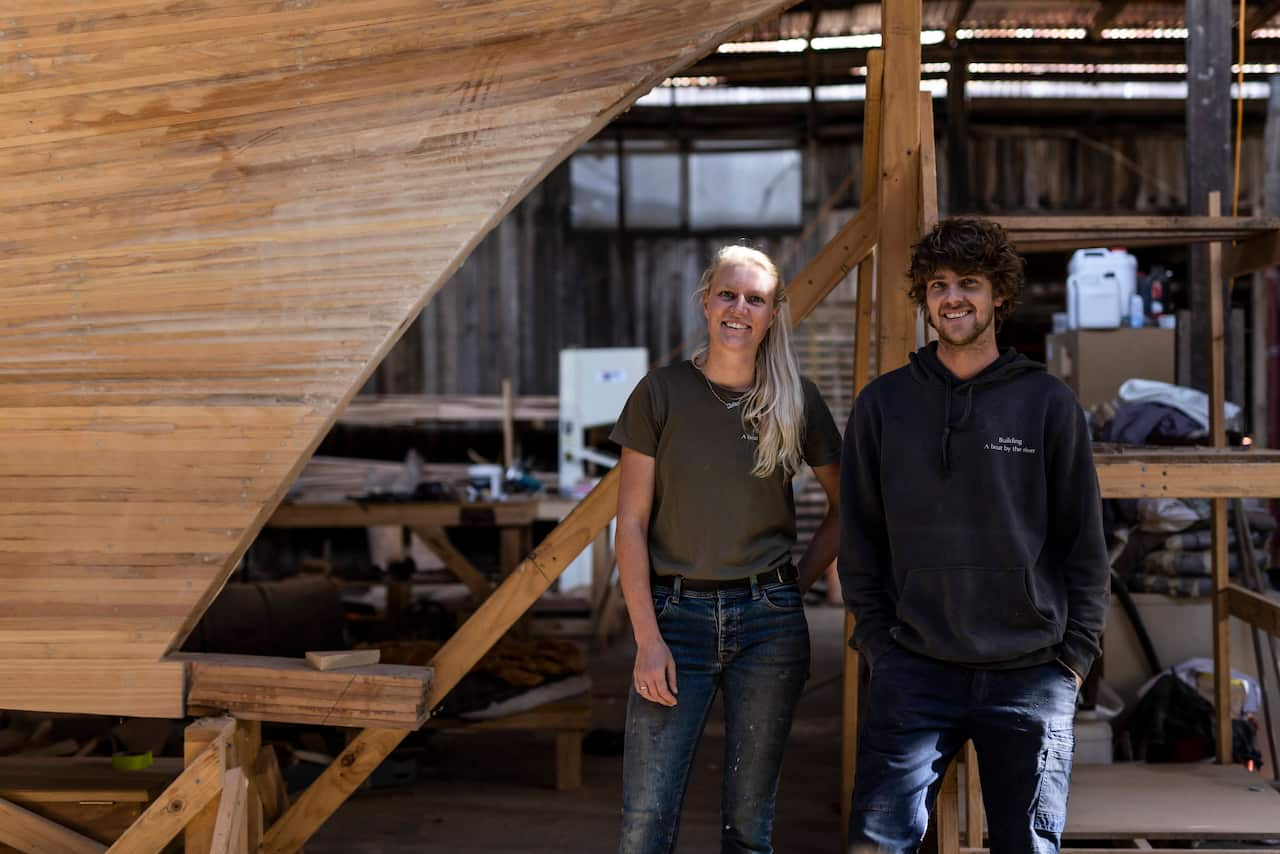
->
[619, 579, 810, 854]
[849, 645, 1078, 854]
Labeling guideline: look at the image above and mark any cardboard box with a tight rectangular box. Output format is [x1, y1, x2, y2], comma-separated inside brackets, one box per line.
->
[1045, 328, 1176, 410]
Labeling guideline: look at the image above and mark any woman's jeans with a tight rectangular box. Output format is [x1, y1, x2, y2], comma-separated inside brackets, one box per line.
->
[848, 645, 1079, 854]
[619, 578, 810, 854]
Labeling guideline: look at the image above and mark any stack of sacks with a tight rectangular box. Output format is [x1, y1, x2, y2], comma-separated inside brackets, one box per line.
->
[1120, 499, 1274, 597]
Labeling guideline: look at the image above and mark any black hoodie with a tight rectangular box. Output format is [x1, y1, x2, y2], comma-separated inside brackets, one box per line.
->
[838, 342, 1109, 679]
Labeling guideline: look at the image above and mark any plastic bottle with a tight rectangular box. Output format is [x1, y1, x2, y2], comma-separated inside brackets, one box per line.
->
[1128, 293, 1145, 328]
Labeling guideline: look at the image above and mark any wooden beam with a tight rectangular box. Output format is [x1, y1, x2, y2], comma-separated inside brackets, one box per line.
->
[964, 742, 983, 846]
[877, 0, 923, 372]
[412, 524, 493, 599]
[786, 203, 879, 321]
[937, 761, 961, 854]
[1228, 583, 1280, 636]
[176, 653, 431, 729]
[1094, 450, 1280, 496]
[184, 717, 236, 854]
[270, 500, 537, 529]
[1207, 191, 1233, 765]
[305, 649, 382, 671]
[501, 378, 516, 469]
[919, 91, 938, 232]
[0, 795, 106, 854]
[209, 769, 248, 854]
[260, 728, 405, 854]
[249, 747, 288, 822]
[106, 737, 226, 854]
[1090, 0, 1130, 40]
[844, 46, 882, 841]
[0, 660, 185, 719]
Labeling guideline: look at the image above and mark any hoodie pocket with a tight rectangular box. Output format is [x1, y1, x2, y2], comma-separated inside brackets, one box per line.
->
[895, 566, 1060, 663]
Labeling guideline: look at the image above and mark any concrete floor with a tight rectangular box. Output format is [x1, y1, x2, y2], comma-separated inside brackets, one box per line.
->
[309, 604, 850, 852]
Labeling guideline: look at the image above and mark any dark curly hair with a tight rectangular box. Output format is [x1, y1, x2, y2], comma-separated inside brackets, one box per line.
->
[907, 217, 1025, 325]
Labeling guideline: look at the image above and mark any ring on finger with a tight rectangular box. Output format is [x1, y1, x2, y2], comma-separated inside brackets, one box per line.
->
[638, 685, 649, 692]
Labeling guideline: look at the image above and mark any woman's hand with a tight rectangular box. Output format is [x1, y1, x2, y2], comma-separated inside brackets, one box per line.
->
[633, 638, 679, 706]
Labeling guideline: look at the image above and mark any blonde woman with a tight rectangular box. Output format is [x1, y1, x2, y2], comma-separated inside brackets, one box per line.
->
[612, 245, 841, 854]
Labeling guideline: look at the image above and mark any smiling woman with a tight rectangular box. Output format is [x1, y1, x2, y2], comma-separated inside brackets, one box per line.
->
[610, 244, 843, 853]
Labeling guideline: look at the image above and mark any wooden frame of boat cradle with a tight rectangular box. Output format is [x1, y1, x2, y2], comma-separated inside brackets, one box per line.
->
[4, 1, 1280, 851]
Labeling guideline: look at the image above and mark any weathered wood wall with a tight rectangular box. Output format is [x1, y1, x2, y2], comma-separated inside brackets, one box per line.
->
[376, 126, 1267, 398]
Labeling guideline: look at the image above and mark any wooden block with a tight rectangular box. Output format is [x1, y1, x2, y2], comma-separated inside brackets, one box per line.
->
[0, 660, 185, 719]
[250, 748, 288, 822]
[937, 760, 961, 854]
[304, 650, 381, 672]
[174, 653, 431, 729]
[0, 795, 107, 854]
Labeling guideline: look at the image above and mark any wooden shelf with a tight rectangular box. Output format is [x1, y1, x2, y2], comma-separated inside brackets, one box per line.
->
[1094, 445, 1280, 498]
[996, 215, 1280, 253]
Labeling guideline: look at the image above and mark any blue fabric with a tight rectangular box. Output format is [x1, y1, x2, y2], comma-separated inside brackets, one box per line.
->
[849, 646, 1078, 854]
[618, 581, 810, 854]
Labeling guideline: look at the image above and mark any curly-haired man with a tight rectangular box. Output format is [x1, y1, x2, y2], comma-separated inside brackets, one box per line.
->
[839, 217, 1109, 854]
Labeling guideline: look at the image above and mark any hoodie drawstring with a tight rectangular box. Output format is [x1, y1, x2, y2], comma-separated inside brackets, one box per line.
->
[940, 382, 977, 476]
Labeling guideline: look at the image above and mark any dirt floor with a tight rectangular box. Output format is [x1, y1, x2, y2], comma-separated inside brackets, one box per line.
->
[308, 604, 850, 853]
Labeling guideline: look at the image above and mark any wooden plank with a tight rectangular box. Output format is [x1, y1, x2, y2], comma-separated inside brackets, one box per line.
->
[411, 525, 492, 599]
[844, 47, 883, 841]
[270, 500, 537, 529]
[249, 748, 288, 823]
[501, 379, 516, 468]
[1228, 584, 1280, 637]
[0, 660, 185, 719]
[184, 718, 235, 854]
[964, 741, 982, 846]
[176, 653, 432, 729]
[1095, 461, 1280, 498]
[937, 761, 961, 854]
[0, 795, 106, 854]
[876, 0, 923, 371]
[339, 395, 560, 427]
[305, 649, 382, 671]
[919, 91, 938, 233]
[851, 49, 883, 398]
[209, 769, 247, 854]
[259, 728, 407, 854]
[786, 204, 879, 322]
[106, 739, 225, 854]
[1207, 192, 1232, 765]
[1061, 762, 1280, 838]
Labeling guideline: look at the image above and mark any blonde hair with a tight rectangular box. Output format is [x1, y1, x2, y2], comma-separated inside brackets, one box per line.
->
[693, 245, 806, 479]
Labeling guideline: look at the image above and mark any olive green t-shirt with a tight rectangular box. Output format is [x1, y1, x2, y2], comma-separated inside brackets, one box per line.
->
[610, 360, 841, 581]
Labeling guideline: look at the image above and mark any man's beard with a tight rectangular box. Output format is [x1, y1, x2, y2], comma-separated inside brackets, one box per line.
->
[929, 308, 993, 347]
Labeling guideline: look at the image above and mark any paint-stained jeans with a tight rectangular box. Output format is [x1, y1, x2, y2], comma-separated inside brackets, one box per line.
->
[848, 646, 1078, 854]
[618, 579, 810, 854]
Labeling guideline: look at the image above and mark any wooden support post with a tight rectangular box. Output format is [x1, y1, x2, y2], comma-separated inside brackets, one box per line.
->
[843, 46, 884, 841]
[1186, 0, 1232, 392]
[250, 747, 290, 823]
[501, 377, 515, 469]
[876, 0, 922, 370]
[260, 149, 882, 854]
[937, 761, 961, 854]
[108, 731, 228, 854]
[209, 769, 248, 854]
[0, 795, 106, 854]
[412, 524, 492, 599]
[184, 718, 233, 854]
[945, 46, 969, 213]
[555, 730, 583, 791]
[964, 741, 983, 847]
[1208, 191, 1233, 764]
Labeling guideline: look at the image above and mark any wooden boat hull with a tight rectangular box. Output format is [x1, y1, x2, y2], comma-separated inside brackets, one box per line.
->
[0, 0, 790, 713]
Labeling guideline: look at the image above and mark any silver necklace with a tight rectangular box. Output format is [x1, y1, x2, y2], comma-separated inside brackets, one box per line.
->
[698, 366, 749, 410]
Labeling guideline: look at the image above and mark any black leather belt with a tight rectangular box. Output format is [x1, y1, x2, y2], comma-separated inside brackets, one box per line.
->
[650, 564, 798, 592]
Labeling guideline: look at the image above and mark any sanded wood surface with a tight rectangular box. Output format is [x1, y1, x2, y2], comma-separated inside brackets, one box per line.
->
[0, 660, 186, 718]
[0, 0, 795, 706]
[176, 653, 432, 729]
